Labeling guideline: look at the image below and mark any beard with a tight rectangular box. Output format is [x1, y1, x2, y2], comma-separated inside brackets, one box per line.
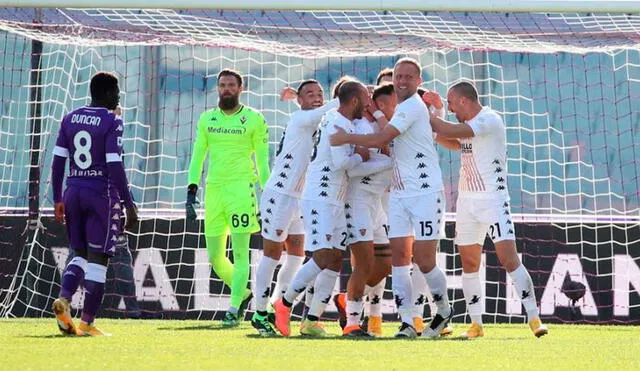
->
[353, 101, 364, 119]
[218, 94, 239, 110]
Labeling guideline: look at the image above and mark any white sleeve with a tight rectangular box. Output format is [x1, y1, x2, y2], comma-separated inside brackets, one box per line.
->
[347, 153, 393, 177]
[432, 106, 445, 119]
[297, 99, 340, 129]
[329, 123, 363, 171]
[389, 104, 415, 134]
[468, 112, 503, 137]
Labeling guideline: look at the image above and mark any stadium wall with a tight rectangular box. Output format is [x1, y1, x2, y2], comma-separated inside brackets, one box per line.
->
[2, 216, 638, 324]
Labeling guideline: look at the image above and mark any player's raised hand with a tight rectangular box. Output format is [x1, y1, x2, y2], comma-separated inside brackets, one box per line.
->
[429, 111, 444, 132]
[361, 96, 376, 122]
[329, 126, 348, 146]
[186, 184, 199, 221]
[54, 202, 65, 225]
[125, 204, 138, 231]
[365, 99, 379, 117]
[279, 87, 298, 101]
[422, 90, 444, 109]
[355, 146, 370, 162]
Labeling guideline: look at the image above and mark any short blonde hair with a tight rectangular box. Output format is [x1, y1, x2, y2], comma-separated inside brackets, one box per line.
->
[394, 57, 422, 76]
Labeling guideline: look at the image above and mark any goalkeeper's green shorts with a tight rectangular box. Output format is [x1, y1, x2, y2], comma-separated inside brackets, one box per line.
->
[204, 181, 259, 236]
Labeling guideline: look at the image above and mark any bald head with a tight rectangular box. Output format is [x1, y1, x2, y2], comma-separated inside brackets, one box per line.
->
[447, 80, 482, 123]
[338, 80, 369, 120]
[449, 81, 479, 102]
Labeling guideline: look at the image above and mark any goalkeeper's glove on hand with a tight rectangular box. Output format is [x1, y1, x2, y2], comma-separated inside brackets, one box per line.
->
[186, 184, 199, 221]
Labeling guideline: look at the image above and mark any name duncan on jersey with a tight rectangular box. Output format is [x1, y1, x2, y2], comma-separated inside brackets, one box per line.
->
[70, 169, 104, 177]
[70, 114, 101, 126]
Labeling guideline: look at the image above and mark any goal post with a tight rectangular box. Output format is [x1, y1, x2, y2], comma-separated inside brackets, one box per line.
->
[1, 5, 639, 323]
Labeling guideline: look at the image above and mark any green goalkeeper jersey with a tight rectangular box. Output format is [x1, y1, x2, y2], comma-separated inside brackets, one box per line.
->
[188, 105, 270, 187]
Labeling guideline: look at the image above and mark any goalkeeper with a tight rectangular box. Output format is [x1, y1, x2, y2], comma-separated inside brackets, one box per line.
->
[187, 69, 270, 326]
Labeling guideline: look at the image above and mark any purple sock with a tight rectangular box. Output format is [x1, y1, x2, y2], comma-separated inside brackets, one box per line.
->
[60, 264, 85, 301]
[81, 280, 105, 324]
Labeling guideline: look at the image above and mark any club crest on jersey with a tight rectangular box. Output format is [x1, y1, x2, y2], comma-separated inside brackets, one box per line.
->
[240, 116, 247, 124]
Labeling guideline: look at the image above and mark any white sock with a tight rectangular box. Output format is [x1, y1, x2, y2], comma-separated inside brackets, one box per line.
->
[253, 256, 279, 312]
[283, 258, 322, 305]
[462, 271, 483, 325]
[411, 263, 428, 319]
[363, 285, 372, 317]
[363, 285, 373, 297]
[509, 264, 539, 321]
[368, 278, 385, 318]
[271, 254, 304, 302]
[424, 289, 437, 321]
[346, 299, 364, 327]
[304, 281, 315, 308]
[391, 265, 413, 324]
[308, 269, 339, 319]
[423, 266, 451, 316]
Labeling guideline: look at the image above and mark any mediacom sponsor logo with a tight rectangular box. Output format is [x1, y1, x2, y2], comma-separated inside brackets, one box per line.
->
[208, 126, 246, 135]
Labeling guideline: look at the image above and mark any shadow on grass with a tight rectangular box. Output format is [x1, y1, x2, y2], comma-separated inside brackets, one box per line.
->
[20, 334, 85, 339]
[157, 324, 237, 331]
[244, 334, 488, 341]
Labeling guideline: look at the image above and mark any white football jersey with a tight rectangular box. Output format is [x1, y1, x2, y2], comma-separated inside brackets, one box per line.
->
[302, 110, 363, 205]
[458, 106, 509, 198]
[389, 93, 444, 197]
[265, 99, 339, 197]
[346, 118, 393, 198]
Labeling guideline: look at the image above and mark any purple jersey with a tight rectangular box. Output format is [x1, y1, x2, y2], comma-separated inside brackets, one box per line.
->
[53, 106, 123, 194]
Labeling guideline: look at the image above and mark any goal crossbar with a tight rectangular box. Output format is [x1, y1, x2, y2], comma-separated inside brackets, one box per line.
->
[1, 0, 640, 13]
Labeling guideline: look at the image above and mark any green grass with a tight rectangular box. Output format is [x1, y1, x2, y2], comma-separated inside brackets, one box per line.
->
[1, 319, 638, 370]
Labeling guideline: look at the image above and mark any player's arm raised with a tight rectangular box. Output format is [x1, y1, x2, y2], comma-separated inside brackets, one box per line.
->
[435, 135, 462, 151]
[330, 123, 400, 149]
[429, 114, 475, 139]
[422, 90, 461, 151]
[366, 103, 390, 132]
[51, 124, 69, 224]
[281, 86, 340, 129]
[329, 125, 367, 171]
[301, 98, 340, 127]
[253, 113, 271, 189]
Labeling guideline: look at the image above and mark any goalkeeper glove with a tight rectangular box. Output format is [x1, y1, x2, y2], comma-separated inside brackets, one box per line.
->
[186, 184, 199, 221]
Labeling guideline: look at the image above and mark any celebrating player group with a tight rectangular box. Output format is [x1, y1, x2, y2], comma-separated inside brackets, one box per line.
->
[50, 58, 548, 339]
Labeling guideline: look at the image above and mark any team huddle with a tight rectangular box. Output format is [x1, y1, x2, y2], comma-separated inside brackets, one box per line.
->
[50, 57, 548, 339]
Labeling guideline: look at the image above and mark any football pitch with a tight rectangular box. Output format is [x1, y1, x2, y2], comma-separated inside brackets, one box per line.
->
[1, 319, 638, 370]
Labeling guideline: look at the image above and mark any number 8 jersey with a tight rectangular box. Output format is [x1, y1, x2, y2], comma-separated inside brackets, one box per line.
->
[53, 106, 123, 193]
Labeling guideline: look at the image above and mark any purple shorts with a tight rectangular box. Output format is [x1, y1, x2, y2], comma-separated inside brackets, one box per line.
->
[63, 185, 122, 256]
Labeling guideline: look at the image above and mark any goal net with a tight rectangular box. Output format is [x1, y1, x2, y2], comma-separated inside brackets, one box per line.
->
[1, 6, 639, 324]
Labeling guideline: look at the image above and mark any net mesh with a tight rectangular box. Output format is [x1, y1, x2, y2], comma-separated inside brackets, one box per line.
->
[1, 8, 639, 323]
